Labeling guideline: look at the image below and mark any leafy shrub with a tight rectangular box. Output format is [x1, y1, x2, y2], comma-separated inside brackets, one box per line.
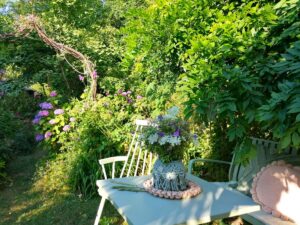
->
[0, 158, 8, 186]
[33, 89, 150, 196]
[3, 0, 299, 198]
[0, 102, 34, 186]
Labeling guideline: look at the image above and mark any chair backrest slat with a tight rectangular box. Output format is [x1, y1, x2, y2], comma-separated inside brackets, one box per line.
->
[134, 146, 142, 176]
[101, 163, 108, 180]
[148, 152, 153, 175]
[126, 136, 140, 177]
[112, 161, 115, 179]
[100, 120, 154, 180]
[141, 150, 148, 176]
[120, 124, 139, 178]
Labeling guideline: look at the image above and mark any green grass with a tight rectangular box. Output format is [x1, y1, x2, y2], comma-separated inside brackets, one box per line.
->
[0, 150, 123, 225]
[0, 149, 250, 225]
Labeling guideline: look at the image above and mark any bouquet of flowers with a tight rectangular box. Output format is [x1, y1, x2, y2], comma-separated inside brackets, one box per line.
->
[140, 106, 198, 163]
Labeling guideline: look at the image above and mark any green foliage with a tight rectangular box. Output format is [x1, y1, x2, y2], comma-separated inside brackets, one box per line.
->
[34, 90, 150, 196]
[0, 158, 7, 185]
[258, 41, 300, 148]
[1, 0, 300, 197]
[0, 98, 34, 185]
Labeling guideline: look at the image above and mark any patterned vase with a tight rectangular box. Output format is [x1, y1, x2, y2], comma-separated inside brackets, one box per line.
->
[152, 159, 187, 191]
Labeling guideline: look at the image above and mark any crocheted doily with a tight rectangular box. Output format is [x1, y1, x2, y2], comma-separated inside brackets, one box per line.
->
[143, 179, 201, 200]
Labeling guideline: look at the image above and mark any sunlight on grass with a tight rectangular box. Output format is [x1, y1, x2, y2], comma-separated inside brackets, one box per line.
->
[0, 150, 124, 225]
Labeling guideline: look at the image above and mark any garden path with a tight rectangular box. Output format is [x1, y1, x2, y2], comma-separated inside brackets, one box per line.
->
[0, 150, 120, 225]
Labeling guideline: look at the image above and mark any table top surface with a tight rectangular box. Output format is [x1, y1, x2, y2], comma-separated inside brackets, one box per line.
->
[96, 174, 260, 225]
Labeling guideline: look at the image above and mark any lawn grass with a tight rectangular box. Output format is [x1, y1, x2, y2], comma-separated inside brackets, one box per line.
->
[0, 150, 249, 225]
[0, 150, 123, 225]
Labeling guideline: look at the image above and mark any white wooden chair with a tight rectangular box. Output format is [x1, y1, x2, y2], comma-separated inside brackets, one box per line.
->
[94, 119, 155, 225]
[188, 137, 300, 225]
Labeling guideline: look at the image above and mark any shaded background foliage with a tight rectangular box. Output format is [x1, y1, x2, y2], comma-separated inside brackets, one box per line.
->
[0, 0, 299, 196]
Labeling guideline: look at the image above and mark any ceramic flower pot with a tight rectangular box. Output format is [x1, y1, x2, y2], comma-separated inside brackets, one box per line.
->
[152, 159, 187, 191]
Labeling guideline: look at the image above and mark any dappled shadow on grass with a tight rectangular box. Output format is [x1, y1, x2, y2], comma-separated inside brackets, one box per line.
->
[0, 150, 123, 225]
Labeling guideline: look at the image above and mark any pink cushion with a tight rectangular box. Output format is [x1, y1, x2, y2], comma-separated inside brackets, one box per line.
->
[251, 160, 300, 224]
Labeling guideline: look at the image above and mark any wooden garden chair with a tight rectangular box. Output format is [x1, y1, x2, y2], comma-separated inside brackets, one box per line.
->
[188, 137, 300, 225]
[94, 119, 155, 225]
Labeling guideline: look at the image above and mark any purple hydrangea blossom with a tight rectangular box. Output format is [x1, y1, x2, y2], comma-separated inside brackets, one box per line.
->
[50, 91, 57, 97]
[78, 75, 84, 81]
[121, 92, 127, 96]
[137, 95, 143, 99]
[63, 125, 71, 132]
[126, 90, 132, 95]
[34, 114, 41, 119]
[158, 132, 165, 137]
[69, 117, 76, 122]
[38, 110, 49, 117]
[44, 131, 52, 139]
[32, 118, 41, 125]
[54, 109, 64, 115]
[35, 134, 44, 142]
[39, 102, 53, 110]
[92, 71, 98, 79]
[173, 129, 180, 137]
[49, 119, 57, 125]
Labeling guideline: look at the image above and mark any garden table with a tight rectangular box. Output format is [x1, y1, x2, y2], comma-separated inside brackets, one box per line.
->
[96, 174, 260, 225]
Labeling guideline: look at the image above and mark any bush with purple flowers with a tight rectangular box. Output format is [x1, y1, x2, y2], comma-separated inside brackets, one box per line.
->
[140, 106, 198, 163]
[32, 91, 77, 144]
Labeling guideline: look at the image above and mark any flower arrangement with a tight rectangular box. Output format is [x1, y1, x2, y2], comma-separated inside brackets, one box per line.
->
[140, 106, 197, 163]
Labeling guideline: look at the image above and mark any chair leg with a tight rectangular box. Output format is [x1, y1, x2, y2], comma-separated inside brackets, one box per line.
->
[94, 197, 106, 225]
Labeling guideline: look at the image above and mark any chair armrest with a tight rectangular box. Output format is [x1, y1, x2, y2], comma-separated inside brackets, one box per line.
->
[99, 156, 127, 165]
[188, 158, 231, 174]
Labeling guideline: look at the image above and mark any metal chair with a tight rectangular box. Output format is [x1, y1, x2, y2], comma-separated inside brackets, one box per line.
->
[94, 119, 155, 225]
[188, 137, 300, 225]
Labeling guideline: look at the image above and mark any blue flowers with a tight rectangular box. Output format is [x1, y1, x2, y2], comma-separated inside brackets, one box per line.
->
[38, 110, 49, 117]
[173, 129, 180, 137]
[158, 131, 165, 137]
[141, 106, 192, 147]
[39, 102, 53, 110]
[35, 134, 44, 142]
[32, 115, 41, 124]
